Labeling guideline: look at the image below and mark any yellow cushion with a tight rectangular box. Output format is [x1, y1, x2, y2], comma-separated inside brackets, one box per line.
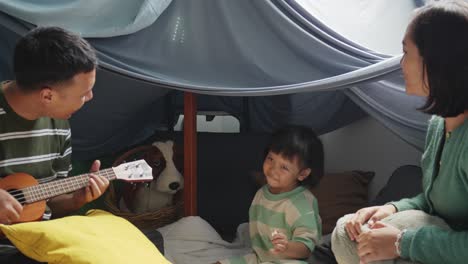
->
[0, 209, 170, 264]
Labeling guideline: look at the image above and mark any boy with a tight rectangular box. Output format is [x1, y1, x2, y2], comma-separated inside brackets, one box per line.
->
[218, 125, 323, 264]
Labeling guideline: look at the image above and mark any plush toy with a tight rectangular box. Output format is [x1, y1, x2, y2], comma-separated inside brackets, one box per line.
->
[117, 140, 184, 213]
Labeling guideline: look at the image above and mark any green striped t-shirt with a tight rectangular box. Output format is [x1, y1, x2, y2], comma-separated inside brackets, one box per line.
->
[221, 185, 322, 264]
[0, 81, 72, 183]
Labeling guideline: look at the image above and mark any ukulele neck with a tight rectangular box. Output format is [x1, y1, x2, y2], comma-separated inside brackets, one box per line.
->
[22, 169, 116, 204]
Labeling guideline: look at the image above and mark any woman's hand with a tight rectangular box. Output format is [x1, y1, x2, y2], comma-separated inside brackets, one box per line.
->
[345, 205, 396, 241]
[72, 160, 109, 208]
[0, 189, 23, 224]
[356, 221, 400, 263]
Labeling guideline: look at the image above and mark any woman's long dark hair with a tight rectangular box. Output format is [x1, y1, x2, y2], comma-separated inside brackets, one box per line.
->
[410, 0, 468, 117]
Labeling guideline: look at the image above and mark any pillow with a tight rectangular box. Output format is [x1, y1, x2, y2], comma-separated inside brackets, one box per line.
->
[371, 165, 422, 206]
[0, 210, 170, 264]
[310, 171, 374, 235]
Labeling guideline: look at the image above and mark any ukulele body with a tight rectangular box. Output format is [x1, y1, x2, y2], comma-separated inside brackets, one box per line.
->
[0, 173, 46, 223]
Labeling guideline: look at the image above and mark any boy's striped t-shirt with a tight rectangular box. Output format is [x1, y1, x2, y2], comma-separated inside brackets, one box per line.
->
[220, 185, 322, 264]
[0, 82, 72, 183]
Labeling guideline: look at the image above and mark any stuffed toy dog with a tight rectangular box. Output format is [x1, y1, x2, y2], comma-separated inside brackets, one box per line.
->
[116, 140, 184, 213]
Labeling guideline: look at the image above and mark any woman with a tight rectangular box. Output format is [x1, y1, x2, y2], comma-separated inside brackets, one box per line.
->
[331, 1, 468, 264]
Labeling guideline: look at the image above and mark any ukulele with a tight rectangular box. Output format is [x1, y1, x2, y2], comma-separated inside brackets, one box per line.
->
[0, 159, 152, 223]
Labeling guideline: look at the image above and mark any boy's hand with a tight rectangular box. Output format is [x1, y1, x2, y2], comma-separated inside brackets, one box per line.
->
[270, 229, 289, 254]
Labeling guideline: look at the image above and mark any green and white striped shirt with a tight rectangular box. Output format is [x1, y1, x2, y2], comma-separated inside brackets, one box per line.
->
[221, 185, 322, 264]
[0, 82, 72, 183]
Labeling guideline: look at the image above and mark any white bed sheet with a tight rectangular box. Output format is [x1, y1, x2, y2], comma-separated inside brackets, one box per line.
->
[157, 216, 252, 264]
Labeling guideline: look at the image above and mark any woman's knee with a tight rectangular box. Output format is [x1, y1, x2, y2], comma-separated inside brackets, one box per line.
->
[382, 210, 450, 230]
[333, 214, 354, 239]
[331, 214, 360, 264]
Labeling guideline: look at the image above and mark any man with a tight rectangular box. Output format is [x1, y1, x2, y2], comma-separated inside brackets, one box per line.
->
[0, 26, 109, 225]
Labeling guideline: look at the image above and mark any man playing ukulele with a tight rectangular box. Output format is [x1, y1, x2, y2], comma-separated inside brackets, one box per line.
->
[0, 27, 109, 225]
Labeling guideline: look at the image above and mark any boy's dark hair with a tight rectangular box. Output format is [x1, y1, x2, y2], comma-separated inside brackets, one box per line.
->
[265, 125, 324, 187]
[410, 0, 468, 117]
[13, 26, 97, 90]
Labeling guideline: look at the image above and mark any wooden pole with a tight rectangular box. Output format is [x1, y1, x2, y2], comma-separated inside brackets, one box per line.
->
[183, 92, 197, 216]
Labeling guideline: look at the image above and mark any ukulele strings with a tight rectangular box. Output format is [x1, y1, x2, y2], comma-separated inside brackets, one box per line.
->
[5, 169, 116, 204]
[7, 189, 26, 204]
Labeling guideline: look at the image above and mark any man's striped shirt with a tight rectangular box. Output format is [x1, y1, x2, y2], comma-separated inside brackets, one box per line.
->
[0, 82, 72, 183]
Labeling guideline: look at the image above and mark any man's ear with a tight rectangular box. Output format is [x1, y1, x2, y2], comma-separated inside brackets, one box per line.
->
[298, 168, 311, 182]
[39, 87, 54, 104]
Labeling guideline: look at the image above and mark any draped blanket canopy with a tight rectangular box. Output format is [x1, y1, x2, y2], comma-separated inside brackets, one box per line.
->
[0, 0, 429, 159]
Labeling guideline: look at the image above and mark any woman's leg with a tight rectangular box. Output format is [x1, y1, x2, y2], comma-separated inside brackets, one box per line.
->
[331, 214, 360, 264]
[331, 210, 450, 264]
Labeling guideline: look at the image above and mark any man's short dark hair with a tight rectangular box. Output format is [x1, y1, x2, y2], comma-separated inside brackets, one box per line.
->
[13, 26, 97, 90]
[410, 0, 468, 117]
